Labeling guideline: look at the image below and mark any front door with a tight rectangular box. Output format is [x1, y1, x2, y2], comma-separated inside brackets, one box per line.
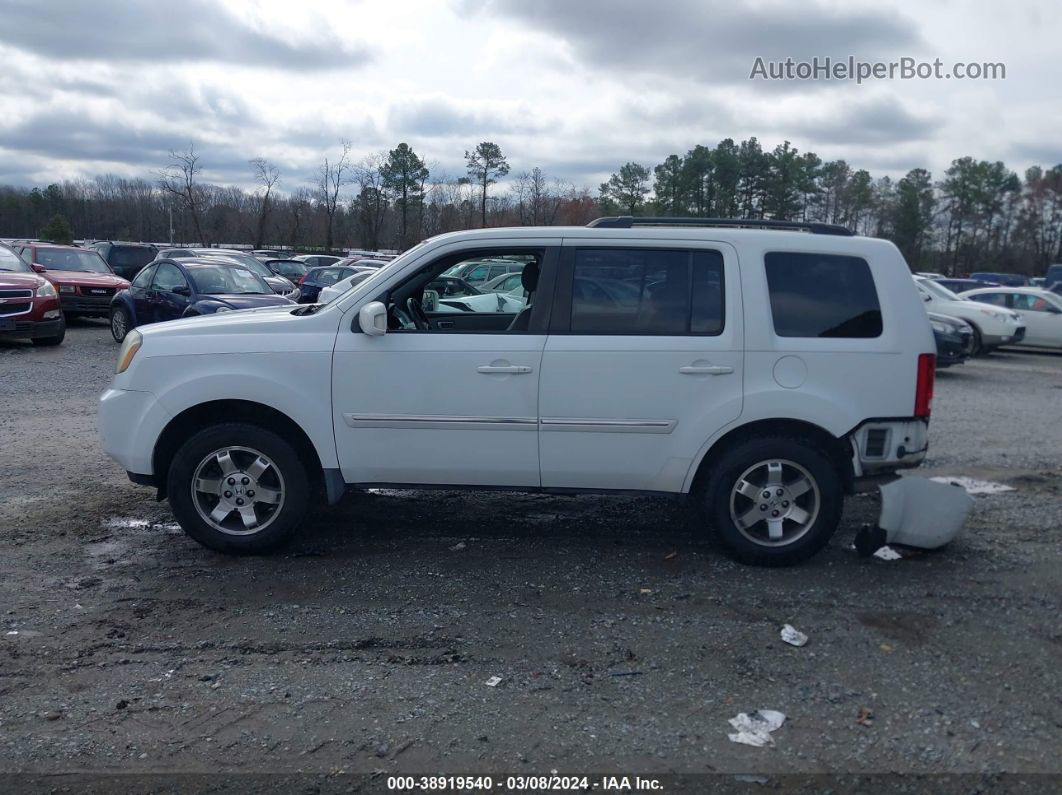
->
[150, 263, 191, 323]
[1010, 292, 1062, 347]
[538, 241, 743, 492]
[332, 242, 559, 486]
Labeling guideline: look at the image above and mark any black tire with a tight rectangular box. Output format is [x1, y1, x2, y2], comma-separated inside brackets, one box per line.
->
[31, 315, 66, 346]
[110, 306, 130, 343]
[968, 324, 984, 356]
[700, 436, 844, 567]
[166, 423, 311, 554]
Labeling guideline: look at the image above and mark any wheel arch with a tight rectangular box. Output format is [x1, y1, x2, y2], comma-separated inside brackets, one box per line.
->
[687, 418, 854, 495]
[152, 400, 324, 499]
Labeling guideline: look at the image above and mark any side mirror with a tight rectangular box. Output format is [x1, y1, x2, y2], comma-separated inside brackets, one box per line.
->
[423, 289, 439, 312]
[922, 294, 931, 302]
[32, 263, 46, 273]
[173, 285, 192, 297]
[359, 301, 387, 336]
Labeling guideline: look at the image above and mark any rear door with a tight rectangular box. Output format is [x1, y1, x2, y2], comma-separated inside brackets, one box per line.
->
[538, 240, 743, 492]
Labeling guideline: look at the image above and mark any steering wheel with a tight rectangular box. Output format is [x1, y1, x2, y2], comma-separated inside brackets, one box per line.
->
[405, 296, 433, 330]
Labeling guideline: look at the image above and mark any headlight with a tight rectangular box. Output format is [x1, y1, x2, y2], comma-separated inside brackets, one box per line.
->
[116, 329, 142, 374]
[36, 281, 57, 297]
[214, 306, 233, 313]
[978, 308, 1003, 319]
[930, 321, 948, 334]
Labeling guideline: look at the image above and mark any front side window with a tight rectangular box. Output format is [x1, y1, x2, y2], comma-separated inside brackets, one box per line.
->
[131, 264, 156, 288]
[385, 250, 542, 332]
[569, 248, 724, 335]
[1011, 293, 1057, 312]
[972, 292, 1008, 307]
[152, 263, 188, 293]
[765, 252, 882, 338]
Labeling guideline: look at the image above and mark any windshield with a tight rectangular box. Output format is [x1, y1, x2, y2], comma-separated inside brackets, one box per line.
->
[185, 264, 271, 295]
[920, 279, 962, 301]
[36, 248, 111, 273]
[197, 251, 275, 279]
[268, 260, 307, 278]
[0, 246, 31, 273]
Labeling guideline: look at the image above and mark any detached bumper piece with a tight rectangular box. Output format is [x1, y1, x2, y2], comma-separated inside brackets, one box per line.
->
[872, 477, 973, 550]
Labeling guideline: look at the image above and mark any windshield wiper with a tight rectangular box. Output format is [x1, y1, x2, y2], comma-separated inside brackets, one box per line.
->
[291, 303, 323, 315]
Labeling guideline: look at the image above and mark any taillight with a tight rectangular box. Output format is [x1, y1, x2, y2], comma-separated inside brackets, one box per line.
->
[297, 274, 306, 286]
[914, 353, 936, 418]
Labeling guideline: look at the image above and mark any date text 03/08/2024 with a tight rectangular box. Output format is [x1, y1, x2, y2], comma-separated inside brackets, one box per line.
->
[386, 775, 664, 791]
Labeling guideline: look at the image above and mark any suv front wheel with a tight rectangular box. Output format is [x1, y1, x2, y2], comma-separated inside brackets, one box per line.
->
[167, 423, 310, 554]
[702, 437, 843, 566]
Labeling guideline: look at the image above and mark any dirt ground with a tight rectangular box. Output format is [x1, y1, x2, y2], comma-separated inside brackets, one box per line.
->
[1, 319, 1060, 792]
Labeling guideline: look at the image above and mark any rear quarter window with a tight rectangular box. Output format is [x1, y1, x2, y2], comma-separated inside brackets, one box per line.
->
[764, 252, 882, 338]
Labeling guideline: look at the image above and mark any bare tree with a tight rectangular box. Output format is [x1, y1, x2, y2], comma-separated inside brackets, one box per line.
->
[158, 144, 207, 245]
[316, 140, 353, 251]
[249, 158, 280, 249]
[353, 153, 388, 250]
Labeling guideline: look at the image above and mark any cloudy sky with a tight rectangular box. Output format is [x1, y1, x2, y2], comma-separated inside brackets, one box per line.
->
[0, 0, 1058, 194]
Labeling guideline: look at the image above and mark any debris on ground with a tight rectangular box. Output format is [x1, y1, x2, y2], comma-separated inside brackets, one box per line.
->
[780, 624, 808, 647]
[879, 477, 974, 549]
[930, 476, 1015, 495]
[639, 588, 653, 594]
[485, 676, 502, 687]
[664, 551, 677, 560]
[873, 546, 903, 561]
[449, 542, 466, 551]
[727, 710, 786, 747]
[854, 524, 888, 557]
[609, 671, 644, 677]
[856, 706, 875, 726]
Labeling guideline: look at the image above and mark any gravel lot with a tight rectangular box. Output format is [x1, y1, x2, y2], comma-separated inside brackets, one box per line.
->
[1, 320, 1060, 791]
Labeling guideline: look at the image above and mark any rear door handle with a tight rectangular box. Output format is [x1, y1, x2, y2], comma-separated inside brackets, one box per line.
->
[679, 365, 733, 375]
[477, 365, 533, 374]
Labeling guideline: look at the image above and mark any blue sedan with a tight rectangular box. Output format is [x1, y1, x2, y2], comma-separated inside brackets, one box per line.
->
[108, 258, 294, 342]
[296, 265, 362, 303]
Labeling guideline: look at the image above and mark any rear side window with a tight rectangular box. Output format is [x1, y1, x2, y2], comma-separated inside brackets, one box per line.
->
[765, 252, 882, 338]
[111, 246, 156, 269]
[570, 248, 724, 335]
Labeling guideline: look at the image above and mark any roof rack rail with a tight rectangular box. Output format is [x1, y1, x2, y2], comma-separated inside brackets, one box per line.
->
[587, 216, 855, 236]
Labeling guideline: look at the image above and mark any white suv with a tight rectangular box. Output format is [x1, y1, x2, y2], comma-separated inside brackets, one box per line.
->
[99, 218, 936, 566]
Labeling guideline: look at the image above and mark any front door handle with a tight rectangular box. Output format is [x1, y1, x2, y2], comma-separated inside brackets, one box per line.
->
[477, 365, 533, 374]
[679, 365, 734, 375]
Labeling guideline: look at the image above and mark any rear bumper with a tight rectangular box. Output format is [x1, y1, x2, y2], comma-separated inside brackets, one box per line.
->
[0, 318, 62, 339]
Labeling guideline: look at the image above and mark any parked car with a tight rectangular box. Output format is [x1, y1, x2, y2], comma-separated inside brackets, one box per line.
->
[92, 241, 158, 281]
[317, 270, 376, 304]
[1044, 264, 1062, 291]
[913, 276, 1023, 354]
[263, 259, 309, 282]
[293, 254, 341, 269]
[480, 271, 526, 294]
[156, 248, 297, 298]
[444, 258, 525, 287]
[0, 242, 65, 345]
[12, 242, 130, 317]
[969, 271, 1029, 287]
[295, 266, 362, 303]
[927, 312, 973, 367]
[252, 250, 287, 261]
[933, 278, 997, 293]
[101, 217, 938, 567]
[108, 258, 295, 342]
[958, 287, 1062, 349]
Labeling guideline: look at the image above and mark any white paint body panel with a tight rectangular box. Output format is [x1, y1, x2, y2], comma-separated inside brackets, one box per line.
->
[99, 225, 936, 494]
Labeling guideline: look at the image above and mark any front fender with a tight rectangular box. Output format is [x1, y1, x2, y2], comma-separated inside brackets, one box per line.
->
[135, 353, 338, 469]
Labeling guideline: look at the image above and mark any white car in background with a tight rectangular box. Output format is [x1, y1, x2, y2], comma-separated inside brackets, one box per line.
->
[959, 287, 1062, 349]
[912, 276, 1024, 354]
[318, 270, 375, 304]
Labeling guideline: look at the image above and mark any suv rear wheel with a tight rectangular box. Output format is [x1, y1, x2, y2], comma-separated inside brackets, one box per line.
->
[702, 436, 843, 566]
[166, 423, 310, 554]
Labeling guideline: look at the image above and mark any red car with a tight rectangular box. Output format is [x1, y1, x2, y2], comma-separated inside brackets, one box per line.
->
[0, 243, 65, 345]
[12, 242, 130, 317]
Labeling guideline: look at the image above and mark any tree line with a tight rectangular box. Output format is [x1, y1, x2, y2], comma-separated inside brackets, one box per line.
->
[1, 137, 1059, 276]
